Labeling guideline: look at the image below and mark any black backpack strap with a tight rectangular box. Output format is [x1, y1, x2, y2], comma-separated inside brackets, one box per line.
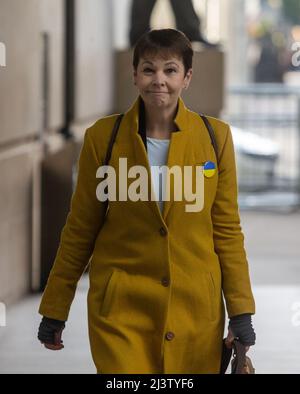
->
[106, 113, 218, 166]
[102, 112, 217, 215]
[199, 114, 219, 164]
[104, 114, 124, 166]
[102, 114, 124, 215]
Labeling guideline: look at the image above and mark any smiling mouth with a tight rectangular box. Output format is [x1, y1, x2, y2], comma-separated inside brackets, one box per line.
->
[148, 91, 168, 94]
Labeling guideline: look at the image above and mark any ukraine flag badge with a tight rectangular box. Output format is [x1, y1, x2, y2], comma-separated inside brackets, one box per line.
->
[203, 161, 216, 178]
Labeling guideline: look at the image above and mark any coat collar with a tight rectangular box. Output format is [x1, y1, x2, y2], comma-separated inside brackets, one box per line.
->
[125, 94, 189, 145]
[121, 95, 191, 225]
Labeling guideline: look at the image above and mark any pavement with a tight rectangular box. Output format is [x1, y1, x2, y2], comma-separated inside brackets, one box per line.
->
[0, 210, 300, 374]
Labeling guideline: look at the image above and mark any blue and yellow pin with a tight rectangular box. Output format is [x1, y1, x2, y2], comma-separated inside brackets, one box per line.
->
[203, 161, 217, 178]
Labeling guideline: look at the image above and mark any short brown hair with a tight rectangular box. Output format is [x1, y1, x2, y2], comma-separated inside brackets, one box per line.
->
[132, 29, 193, 76]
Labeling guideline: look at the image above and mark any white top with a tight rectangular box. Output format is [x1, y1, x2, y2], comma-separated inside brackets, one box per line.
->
[146, 136, 170, 214]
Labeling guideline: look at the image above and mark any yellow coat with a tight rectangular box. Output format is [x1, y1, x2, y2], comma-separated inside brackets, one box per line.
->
[38, 95, 255, 374]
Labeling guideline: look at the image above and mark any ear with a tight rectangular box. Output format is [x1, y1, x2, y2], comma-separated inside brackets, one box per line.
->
[184, 68, 193, 89]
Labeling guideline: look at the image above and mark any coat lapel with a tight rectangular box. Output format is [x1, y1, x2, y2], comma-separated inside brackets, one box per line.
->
[122, 95, 190, 225]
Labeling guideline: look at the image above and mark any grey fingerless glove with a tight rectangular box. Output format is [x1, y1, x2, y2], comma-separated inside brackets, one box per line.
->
[228, 313, 256, 346]
[38, 316, 65, 345]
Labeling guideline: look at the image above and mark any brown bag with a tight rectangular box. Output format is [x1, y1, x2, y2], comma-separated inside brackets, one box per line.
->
[220, 338, 255, 374]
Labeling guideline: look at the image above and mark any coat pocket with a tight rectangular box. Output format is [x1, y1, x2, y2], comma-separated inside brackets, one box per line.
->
[100, 269, 121, 318]
[205, 271, 217, 321]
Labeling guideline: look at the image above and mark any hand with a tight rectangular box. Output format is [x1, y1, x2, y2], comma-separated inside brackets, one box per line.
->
[225, 327, 250, 353]
[42, 327, 65, 351]
[38, 317, 65, 351]
[228, 313, 256, 352]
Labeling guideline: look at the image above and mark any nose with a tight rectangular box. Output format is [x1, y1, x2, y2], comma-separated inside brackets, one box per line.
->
[151, 70, 166, 87]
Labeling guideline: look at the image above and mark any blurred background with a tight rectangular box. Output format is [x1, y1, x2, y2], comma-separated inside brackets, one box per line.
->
[0, 0, 299, 373]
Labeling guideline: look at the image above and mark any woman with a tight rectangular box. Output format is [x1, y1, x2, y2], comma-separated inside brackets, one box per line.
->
[38, 29, 256, 374]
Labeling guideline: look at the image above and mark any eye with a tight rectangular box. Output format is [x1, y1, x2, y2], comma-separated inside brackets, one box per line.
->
[143, 68, 153, 73]
[166, 68, 177, 74]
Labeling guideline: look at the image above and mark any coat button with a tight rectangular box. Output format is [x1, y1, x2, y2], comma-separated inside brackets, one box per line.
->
[161, 277, 170, 287]
[159, 227, 167, 236]
[165, 331, 175, 341]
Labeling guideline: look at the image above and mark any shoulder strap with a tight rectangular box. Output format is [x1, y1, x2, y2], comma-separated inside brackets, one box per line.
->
[102, 114, 124, 216]
[104, 114, 124, 167]
[104, 113, 218, 169]
[102, 112, 218, 215]
[199, 114, 219, 164]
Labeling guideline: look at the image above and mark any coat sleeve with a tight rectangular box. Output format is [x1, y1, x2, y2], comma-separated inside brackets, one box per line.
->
[211, 123, 256, 318]
[38, 127, 106, 321]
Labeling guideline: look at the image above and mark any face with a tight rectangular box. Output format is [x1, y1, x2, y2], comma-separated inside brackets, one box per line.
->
[133, 53, 192, 109]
